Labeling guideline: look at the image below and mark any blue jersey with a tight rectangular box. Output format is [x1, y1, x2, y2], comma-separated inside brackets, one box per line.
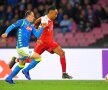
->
[5, 19, 44, 48]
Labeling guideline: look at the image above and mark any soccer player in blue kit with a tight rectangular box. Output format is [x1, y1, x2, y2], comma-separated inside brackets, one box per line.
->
[1, 10, 47, 84]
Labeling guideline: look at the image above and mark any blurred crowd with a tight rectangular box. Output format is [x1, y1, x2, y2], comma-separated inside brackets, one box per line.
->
[0, 0, 107, 34]
[0, 0, 108, 47]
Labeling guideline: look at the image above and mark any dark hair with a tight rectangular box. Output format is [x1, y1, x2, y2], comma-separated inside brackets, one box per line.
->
[48, 6, 57, 12]
[25, 10, 32, 17]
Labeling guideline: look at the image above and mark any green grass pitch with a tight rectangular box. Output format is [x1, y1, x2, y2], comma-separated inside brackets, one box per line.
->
[0, 80, 108, 90]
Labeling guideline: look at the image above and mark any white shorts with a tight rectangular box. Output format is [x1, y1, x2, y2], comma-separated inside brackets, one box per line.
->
[16, 47, 34, 59]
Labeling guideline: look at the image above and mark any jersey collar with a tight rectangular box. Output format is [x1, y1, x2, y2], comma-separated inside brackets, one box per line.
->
[25, 19, 30, 24]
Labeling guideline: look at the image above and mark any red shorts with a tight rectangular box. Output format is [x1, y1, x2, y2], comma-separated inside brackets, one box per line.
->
[34, 40, 59, 55]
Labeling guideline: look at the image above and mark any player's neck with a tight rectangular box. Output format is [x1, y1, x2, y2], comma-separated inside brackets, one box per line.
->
[47, 14, 51, 20]
[25, 17, 31, 23]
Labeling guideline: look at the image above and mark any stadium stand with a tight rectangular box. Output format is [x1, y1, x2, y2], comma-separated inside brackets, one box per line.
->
[0, 0, 108, 48]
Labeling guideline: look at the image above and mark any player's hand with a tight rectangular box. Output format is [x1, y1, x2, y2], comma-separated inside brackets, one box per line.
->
[41, 23, 48, 28]
[1, 33, 8, 38]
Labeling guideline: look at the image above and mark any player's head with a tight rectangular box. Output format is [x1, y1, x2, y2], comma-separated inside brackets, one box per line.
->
[48, 6, 58, 20]
[25, 10, 35, 22]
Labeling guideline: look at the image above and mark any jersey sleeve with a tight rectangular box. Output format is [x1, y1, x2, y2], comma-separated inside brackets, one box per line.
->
[32, 26, 44, 38]
[5, 20, 23, 34]
[39, 16, 50, 28]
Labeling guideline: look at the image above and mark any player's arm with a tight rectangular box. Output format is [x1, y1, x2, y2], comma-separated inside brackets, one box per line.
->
[32, 23, 47, 38]
[34, 17, 41, 28]
[1, 20, 23, 38]
[37, 16, 49, 30]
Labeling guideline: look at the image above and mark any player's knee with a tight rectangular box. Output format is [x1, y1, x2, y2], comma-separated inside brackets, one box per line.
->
[60, 50, 65, 57]
[18, 63, 25, 68]
[19, 56, 29, 60]
[34, 57, 42, 62]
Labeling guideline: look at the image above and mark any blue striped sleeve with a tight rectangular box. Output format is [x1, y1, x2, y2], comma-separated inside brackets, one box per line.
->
[32, 26, 44, 38]
[5, 20, 23, 34]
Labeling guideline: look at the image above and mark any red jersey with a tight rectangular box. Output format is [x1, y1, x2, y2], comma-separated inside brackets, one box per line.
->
[39, 15, 54, 43]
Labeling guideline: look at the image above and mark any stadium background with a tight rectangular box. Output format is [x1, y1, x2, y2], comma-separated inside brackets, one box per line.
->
[0, 0, 108, 48]
[0, 0, 108, 90]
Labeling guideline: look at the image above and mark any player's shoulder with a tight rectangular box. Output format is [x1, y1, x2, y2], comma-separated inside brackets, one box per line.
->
[43, 15, 49, 19]
[41, 15, 50, 24]
[17, 19, 24, 22]
[15, 19, 25, 24]
[40, 15, 44, 20]
[14, 19, 23, 25]
[22, 19, 30, 25]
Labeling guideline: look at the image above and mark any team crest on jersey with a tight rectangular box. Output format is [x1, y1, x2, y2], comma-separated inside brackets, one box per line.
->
[26, 26, 32, 31]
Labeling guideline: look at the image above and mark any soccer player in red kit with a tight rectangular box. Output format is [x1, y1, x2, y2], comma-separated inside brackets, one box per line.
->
[9, 6, 72, 79]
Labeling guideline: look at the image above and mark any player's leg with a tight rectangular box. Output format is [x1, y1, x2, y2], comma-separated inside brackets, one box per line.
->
[6, 47, 29, 84]
[9, 40, 44, 69]
[9, 56, 17, 69]
[9, 56, 31, 69]
[6, 59, 26, 84]
[22, 52, 42, 80]
[53, 46, 72, 79]
[47, 41, 72, 79]
[22, 41, 46, 80]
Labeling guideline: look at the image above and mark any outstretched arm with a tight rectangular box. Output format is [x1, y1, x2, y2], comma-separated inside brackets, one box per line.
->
[1, 20, 23, 38]
[32, 27, 44, 38]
